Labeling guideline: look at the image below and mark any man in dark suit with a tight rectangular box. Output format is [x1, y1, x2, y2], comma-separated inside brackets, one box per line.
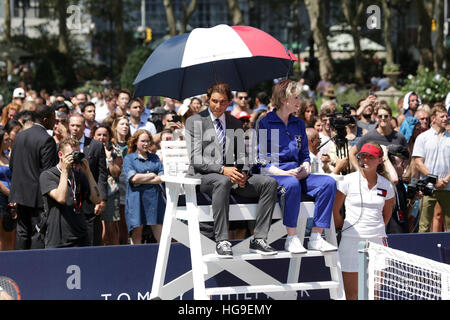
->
[68, 113, 108, 246]
[10, 104, 57, 249]
[185, 82, 278, 258]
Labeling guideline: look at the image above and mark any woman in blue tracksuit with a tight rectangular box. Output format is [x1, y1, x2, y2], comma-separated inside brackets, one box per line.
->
[257, 79, 337, 253]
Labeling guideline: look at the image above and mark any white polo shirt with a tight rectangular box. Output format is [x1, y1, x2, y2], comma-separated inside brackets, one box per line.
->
[412, 127, 450, 191]
[337, 170, 394, 238]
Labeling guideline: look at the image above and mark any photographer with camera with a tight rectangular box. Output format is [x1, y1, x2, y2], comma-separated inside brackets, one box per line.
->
[385, 145, 423, 234]
[68, 113, 108, 246]
[412, 104, 450, 233]
[39, 138, 101, 248]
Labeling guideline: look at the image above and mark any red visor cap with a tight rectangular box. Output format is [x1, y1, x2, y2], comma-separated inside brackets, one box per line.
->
[358, 144, 383, 157]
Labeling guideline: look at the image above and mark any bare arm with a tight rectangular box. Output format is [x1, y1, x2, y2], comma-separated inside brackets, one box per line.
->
[383, 197, 394, 225]
[48, 153, 76, 205]
[349, 145, 359, 171]
[414, 157, 431, 176]
[107, 157, 122, 179]
[332, 190, 346, 229]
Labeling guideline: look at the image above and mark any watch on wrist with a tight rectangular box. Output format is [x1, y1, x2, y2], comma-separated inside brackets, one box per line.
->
[219, 166, 224, 174]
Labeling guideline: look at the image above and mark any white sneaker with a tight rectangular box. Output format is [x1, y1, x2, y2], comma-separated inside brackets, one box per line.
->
[307, 237, 337, 252]
[284, 236, 307, 254]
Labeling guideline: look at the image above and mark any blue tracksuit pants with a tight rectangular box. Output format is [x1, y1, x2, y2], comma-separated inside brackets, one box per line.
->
[268, 174, 337, 229]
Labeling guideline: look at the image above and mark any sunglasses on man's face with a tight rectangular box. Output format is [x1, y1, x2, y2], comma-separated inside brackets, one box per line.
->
[238, 96, 249, 100]
[377, 114, 390, 119]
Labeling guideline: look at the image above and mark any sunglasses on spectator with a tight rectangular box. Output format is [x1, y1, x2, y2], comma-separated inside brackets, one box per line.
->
[377, 114, 390, 119]
[55, 119, 67, 124]
[238, 96, 249, 100]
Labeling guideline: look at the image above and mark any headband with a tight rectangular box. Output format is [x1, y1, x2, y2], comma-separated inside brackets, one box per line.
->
[358, 144, 383, 157]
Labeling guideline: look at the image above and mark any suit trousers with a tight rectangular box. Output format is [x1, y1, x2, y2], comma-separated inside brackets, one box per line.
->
[85, 213, 103, 246]
[199, 173, 278, 242]
[15, 205, 45, 250]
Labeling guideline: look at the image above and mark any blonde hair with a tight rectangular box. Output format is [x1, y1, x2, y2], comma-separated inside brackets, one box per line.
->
[271, 79, 302, 110]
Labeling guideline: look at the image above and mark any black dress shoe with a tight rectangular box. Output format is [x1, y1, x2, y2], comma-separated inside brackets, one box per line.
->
[249, 238, 278, 255]
[216, 240, 233, 258]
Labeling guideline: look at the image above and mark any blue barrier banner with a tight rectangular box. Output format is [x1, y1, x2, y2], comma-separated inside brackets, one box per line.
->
[0, 233, 449, 300]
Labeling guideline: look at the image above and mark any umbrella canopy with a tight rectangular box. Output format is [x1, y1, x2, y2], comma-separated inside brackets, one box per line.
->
[133, 24, 297, 100]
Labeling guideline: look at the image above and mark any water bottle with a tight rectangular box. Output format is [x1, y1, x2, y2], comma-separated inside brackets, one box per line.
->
[311, 157, 319, 174]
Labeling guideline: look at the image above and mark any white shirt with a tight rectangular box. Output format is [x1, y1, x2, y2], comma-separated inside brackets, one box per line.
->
[129, 119, 157, 136]
[337, 171, 394, 238]
[412, 127, 450, 191]
[209, 110, 226, 132]
[95, 104, 110, 124]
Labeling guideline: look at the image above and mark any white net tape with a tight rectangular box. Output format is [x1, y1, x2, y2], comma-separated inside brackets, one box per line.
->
[366, 242, 450, 300]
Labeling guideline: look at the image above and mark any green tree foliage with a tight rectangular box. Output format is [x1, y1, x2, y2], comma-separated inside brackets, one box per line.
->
[120, 46, 153, 92]
[32, 50, 77, 91]
[401, 67, 450, 104]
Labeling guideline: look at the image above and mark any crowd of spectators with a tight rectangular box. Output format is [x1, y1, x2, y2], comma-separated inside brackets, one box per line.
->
[0, 78, 448, 251]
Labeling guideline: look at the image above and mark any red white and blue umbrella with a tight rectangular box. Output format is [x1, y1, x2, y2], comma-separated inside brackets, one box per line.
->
[133, 24, 297, 100]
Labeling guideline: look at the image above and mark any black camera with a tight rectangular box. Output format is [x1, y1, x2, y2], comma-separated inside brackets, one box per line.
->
[171, 115, 182, 123]
[329, 104, 356, 129]
[2, 205, 17, 232]
[327, 104, 356, 148]
[406, 174, 438, 199]
[71, 151, 85, 164]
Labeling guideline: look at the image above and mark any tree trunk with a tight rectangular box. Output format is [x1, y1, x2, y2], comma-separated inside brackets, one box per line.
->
[180, 0, 197, 34]
[342, 0, 364, 84]
[304, 0, 334, 80]
[113, 0, 127, 70]
[416, 0, 434, 69]
[3, 0, 13, 74]
[163, 0, 177, 37]
[381, 0, 395, 65]
[57, 0, 69, 54]
[226, 0, 244, 25]
[433, 0, 444, 72]
[341, 0, 364, 84]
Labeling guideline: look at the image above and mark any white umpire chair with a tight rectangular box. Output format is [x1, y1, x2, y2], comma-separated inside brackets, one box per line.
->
[150, 140, 345, 300]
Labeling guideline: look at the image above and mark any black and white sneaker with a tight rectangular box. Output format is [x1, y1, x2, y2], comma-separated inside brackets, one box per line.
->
[249, 238, 278, 256]
[216, 240, 233, 258]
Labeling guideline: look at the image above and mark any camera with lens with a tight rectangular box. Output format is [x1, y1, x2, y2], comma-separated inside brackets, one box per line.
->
[328, 104, 356, 147]
[406, 174, 438, 199]
[71, 150, 85, 164]
[329, 104, 356, 129]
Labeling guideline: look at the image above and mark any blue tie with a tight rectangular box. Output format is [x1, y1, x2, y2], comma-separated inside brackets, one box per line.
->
[214, 118, 226, 163]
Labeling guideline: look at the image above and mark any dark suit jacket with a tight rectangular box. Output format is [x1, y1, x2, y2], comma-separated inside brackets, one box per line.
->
[9, 124, 58, 208]
[185, 109, 247, 176]
[83, 137, 108, 202]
